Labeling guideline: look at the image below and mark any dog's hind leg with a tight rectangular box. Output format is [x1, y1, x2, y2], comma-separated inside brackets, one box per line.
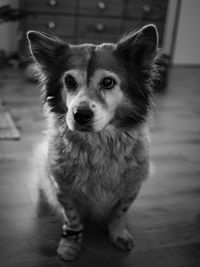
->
[57, 197, 83, 261]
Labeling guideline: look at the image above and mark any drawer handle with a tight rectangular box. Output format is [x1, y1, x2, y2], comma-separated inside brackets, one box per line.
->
[47, 21, 56, 29]
[96, 23, 104, 32]
[48, 0, 58, 7]
[97, 1, 106, 10]
[142, 5, 151, 15]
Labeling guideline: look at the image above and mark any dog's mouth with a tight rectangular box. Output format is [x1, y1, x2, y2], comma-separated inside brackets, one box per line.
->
[74, 123, 93, 132]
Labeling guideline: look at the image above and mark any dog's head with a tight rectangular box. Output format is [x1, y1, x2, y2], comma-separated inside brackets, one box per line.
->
[27, 25, 158, 133]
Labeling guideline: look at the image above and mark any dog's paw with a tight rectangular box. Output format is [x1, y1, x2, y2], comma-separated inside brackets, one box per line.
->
[110, 228, 134, 251]
[57, 238, 82, 261]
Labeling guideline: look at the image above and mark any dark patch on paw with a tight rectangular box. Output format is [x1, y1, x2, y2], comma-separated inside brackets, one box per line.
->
[116, 236, 134, 251]
[122, 206, 128, 212]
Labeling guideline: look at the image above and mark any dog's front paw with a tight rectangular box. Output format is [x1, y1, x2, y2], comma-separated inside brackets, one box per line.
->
[57, 238, 82, 261]
[110, 228, 134, 251]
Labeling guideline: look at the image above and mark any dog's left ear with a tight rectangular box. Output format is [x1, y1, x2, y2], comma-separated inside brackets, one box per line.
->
[27, 31, 67, 70]
[116, 24, 158, 65]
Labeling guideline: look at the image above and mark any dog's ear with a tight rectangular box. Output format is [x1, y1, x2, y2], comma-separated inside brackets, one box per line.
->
[27, 31, 66, 69]
[116, 24, 158, 65]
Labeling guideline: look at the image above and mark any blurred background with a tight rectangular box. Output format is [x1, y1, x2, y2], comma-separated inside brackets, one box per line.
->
[1, 0, 200, 67]
[0, 1, 200, 266]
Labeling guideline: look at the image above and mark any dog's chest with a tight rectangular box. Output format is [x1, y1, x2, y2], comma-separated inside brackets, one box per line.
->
[70, 143, 125, 194]
[69, 144, 129, 214]
[55, 137, 136, 203]
[51, 133, 144, 214]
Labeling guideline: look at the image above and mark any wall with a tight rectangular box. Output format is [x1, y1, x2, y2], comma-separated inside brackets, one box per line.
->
[0, 0, 19, 52]
[173, 0, 200, 65]
[163, 0, 179, 56]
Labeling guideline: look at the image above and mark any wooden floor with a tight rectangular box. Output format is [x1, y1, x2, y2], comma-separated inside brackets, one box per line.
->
[0, 67, 200, 267]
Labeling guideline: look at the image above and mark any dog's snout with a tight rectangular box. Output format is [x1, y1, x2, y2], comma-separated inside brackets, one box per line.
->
[73, 107, 94, 125]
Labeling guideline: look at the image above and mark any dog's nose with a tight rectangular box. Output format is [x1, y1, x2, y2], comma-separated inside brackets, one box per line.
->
[73, 108, 94, 125]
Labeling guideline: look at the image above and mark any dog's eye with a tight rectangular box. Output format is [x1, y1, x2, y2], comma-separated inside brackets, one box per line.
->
[65, 75, 77, 90]
[101, 77, 116, 90]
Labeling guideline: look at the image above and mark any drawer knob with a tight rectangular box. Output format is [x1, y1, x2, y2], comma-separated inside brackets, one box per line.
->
[47, 21, 56, 29]
[97, 1, 106, 10]
[96, 23, 104, 32]
[48, 0, 57, 7]
[142, 5, 151, 15]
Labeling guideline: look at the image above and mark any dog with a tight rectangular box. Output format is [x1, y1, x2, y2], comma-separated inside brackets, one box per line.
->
[27, 24, 158, 261]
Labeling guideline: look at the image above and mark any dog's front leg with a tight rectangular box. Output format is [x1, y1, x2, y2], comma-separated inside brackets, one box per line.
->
[57, 196, 83, 261]
[108, 196, 136, 251]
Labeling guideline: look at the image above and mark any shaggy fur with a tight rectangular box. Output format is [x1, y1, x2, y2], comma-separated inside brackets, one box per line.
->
[27, 24, 158, 261]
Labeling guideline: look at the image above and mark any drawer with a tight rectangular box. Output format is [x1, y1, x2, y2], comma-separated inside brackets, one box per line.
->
[125, 0, 168, 20]
[79, 0, 124, 17]
[76, 35, 119, 45]
[49, 34, 74, 43]
[23, 0, 76, 14]
[124, 20, 164, 45]
[25, 15, 75, 35]
[78, 17, 122, 37]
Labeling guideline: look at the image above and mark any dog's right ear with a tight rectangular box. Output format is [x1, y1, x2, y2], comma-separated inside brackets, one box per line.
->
[116, 24, 158, 66]
[27, 31, 67, 69]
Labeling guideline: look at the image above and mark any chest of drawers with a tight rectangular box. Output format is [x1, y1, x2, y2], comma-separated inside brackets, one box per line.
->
[21, 0, 168, 47]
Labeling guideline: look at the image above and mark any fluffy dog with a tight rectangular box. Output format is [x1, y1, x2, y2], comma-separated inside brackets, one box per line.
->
[27, 24, 158, 261]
